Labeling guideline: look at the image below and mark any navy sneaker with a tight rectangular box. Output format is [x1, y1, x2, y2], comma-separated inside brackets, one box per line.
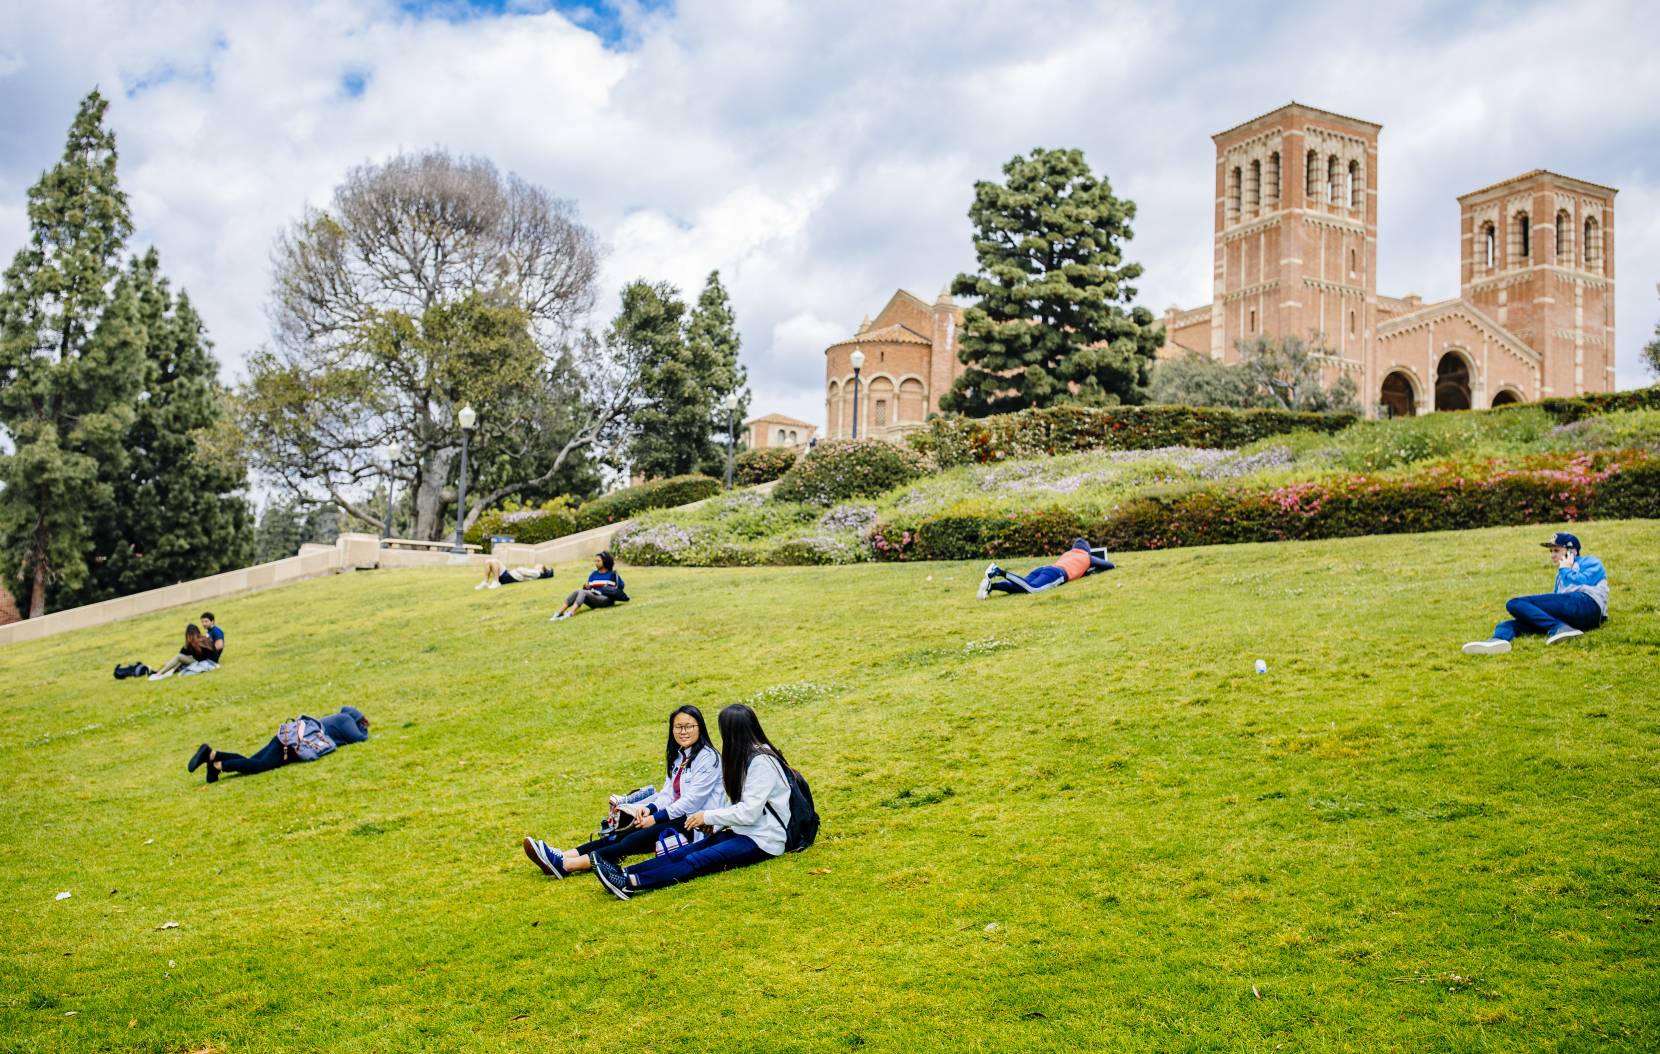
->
[523, 837, 568, 878]
[592, 855, 631, 901]
[188, 743, 211, 773]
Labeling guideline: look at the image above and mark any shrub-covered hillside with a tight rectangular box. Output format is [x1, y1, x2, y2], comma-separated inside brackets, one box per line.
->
[616, 406, 1660, 566]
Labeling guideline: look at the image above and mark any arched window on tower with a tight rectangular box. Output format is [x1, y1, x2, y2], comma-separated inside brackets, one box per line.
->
[1555, 209, 1573, 266]
[1347, 160, 1360, 210]
[1584, 215, 1602, 273]
[1515, 212, 1530, 264]
[1482, 222, 1497, 273]
[1266, 151, 1281, 209]
[1226, 166, 1241, 225]
[1326, 156, 1340, 208]
[1247, 159, 1261, 217]
[1349, 247, 1357, 276]
[1306, 150, 1321, 203]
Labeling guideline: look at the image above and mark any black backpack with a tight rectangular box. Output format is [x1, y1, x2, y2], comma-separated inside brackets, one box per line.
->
[763, 758, 821, 853]
[113, 662, 151, 680]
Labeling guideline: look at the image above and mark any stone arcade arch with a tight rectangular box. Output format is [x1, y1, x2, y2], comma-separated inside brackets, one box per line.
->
[1434, 351, 1473, 411]
[1490, 388, 1523, 408]
[1380, 370, 1418, 418]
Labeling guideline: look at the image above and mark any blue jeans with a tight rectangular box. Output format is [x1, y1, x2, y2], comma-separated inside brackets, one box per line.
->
[574, 808, 689, 863]
[621, 830, 772, 892]
[1493, 592, 1603, 640]
[988, 564, 1066, 595]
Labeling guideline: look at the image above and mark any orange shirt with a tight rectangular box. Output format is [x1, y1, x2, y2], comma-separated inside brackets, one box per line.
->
[1053, 548, 1092, 581]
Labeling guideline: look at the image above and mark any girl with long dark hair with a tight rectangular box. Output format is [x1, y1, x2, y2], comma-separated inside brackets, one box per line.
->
[523, 704, 722, 877]
[550, 551, 628, 621]
[591, 704, 792, 900]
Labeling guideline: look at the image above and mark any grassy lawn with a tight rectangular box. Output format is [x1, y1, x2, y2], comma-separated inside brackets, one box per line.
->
[3, 521, 1658, 1052]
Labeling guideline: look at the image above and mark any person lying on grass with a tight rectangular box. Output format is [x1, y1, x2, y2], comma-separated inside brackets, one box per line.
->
[550, 551, 629, 621]
[1463, 531, 1608, 655]
[523, 704, 723, 878]
[148, 613, 224, 680]
[187, 706, 369, 784]
[977, 538, 1114, 599]
[591, 704, 791, 901]
[475, 558, 554, 590]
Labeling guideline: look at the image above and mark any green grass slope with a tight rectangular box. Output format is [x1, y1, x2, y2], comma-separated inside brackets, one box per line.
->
[3, 522, 1659, 1053]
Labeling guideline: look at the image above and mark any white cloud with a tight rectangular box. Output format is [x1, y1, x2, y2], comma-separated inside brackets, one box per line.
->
[0, 0, 1655, 433]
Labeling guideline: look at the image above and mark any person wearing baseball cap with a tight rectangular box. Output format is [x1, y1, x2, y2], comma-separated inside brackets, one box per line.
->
[1463, 531, 1608, 654]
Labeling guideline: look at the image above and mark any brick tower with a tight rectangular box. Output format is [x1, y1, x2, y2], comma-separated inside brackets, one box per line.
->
[1457, 171, 1617, 399]
[1209, 103, 1380, 392]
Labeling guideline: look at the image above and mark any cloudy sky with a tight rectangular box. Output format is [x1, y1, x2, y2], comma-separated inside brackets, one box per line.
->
[2, 0, 1656, 431]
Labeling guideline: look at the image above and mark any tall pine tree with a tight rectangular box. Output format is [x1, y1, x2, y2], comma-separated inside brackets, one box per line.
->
[0, 90, 143, 616]
[942, 147, 1163, 416]
[685, 270, 750, 471]
[618, 280, 709, 479]
[63, 250, 254, 605]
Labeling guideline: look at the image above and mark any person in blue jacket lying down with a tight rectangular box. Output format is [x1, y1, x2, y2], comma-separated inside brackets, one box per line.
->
[1463, 532, 1608, 654]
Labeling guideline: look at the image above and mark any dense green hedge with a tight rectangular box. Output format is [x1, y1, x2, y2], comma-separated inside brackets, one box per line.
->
[734, 447, 800, 486]
[869, 451, 1660, 561]
[573, 474, 722, 531]
[772, 440, 933, 506]
[464, 505, 579, 549]
[1530, 385, 1660, 423]
[910, 404, 1356, 469]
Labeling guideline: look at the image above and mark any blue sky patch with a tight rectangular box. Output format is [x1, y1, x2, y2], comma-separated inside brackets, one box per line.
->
[341, 70, 370, 98]
[395, 0, 671, 47]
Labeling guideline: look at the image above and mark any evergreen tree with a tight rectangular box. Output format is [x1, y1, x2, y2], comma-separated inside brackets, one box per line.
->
[943, 147, 1163, 416]
[0, 90, 142, 616]
[685, 270, 750, 472]
[617, 280, 715, 478]
[62, 251, 254, 605]
[254, 499, 307, 563]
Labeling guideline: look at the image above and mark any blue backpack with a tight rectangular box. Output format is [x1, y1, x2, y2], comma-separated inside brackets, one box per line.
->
[276, 716, 337, 762]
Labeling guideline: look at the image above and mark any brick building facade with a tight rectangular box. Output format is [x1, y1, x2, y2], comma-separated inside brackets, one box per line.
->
[823, 288, 965, 440]
[1160, 102, 1617, 417]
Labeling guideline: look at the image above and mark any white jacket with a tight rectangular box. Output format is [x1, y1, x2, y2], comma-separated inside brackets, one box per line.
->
[702, 753, 792, 857]
[644, 745, 723, 820]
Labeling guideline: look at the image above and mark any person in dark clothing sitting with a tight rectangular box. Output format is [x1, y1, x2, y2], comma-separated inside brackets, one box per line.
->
[978, 538, 1114, 599]
[551, 551, 629, 621]
[187, 706, 370, 784]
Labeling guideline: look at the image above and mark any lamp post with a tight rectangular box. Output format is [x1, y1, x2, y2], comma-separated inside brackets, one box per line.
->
[452, 405, 476, 554]
[722, 391, 740, 490]
[850, 348, 865, 440]
[382, 441, 403, 539]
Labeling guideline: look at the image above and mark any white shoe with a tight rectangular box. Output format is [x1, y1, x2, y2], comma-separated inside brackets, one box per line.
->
[1546, 627, 1584, 645]
[474, 581, 487, 590]
[977, 563, 998, 600]
[1462, 639, 1511, 655]
[148, 668, 174, 680]
[486, 580, 500, 590]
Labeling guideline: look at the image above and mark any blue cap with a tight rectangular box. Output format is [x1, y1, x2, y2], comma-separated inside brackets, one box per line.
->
[1541, 531, 1581, 551]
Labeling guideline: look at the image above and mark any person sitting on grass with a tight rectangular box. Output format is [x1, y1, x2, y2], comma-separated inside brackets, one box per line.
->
[1463, 532, 1609, 655]
[977, 538, 1114, 599]
[591, 704, 792, 901]
[523, 704, 722, 879]
[187, 706, 370, 784]
[550, 551, 628, 621]
[147, 615, 222, 680]
[475, 558, 554, 590]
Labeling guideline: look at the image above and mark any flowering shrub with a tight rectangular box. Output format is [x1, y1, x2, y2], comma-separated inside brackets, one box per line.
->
[818, 504, 877, 534]
[465, 497, 579, 549]
[767, 535, 867, 565]
[868, 451, 1660, 561]
[772, 439, 933, 506]
[734, 447, 801, 486]
[910, 404, 1355, 469]
[572, 475, 722, 531]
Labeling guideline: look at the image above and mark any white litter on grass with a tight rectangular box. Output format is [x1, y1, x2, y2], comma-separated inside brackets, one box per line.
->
[54, 891, 71, 900]
[143, 838, 154, 845]
[155, 921, 179, 930]
[984, 922, 1000, 932]
[63, 1011, 76, 1017]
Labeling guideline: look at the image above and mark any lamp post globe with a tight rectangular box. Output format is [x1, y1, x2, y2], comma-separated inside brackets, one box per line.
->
[453, 406, 477, 554]
[721, 392, 741, 490]
[849, 348, 865, 440]
[383, 441, 403, 540]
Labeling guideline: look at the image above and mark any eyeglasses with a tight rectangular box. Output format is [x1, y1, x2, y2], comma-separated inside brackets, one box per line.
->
[671, 724, 699, 733]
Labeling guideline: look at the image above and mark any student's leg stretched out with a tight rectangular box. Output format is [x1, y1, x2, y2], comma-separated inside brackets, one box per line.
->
[618, 830, 771, 892]
[1493, 592, 1603, 640]
[212, 737, 290, 777]
[986, 564, 1066, 596]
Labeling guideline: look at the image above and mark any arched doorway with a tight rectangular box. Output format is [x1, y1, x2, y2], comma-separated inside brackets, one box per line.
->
[1379, 371, 1416, 418]
[1491, 389, 1522, 408]
[1434, 353, 1471, 411]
